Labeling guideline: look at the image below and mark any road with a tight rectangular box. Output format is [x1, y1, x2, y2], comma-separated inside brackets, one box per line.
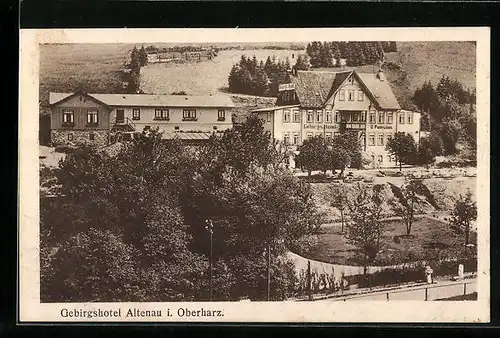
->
[313, 278, 477, 301]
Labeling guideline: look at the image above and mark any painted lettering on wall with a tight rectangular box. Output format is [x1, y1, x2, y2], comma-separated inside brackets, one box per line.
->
[370, 125, 393, 130]
[303, 124, 338, 130]
[278, 83, 295, 91]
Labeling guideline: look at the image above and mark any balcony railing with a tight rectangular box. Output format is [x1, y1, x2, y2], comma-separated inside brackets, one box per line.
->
[182, 117, 198, 121]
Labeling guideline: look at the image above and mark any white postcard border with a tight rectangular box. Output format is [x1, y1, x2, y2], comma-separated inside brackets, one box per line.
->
[19, 27, 490, 323]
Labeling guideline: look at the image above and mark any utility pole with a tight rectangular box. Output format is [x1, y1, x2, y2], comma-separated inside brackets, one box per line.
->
[205, 219, 214, 301]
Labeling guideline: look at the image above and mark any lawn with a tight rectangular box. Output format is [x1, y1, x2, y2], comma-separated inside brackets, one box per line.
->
[296, 217, 476, 266]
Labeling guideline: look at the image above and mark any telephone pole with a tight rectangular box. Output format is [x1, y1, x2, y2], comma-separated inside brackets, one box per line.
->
[205, 219, 214, 301]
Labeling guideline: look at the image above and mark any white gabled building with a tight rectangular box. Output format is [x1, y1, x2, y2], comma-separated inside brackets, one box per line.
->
[252, 69, 420, 168]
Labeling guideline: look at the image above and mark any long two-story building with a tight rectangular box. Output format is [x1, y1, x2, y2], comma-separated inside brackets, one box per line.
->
[252, 69, 421, 168]
[48, 91, 236, 147]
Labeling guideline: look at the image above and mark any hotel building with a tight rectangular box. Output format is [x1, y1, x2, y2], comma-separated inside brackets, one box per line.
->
[252, 69, 421, 168]
[48, 91, 236, 147]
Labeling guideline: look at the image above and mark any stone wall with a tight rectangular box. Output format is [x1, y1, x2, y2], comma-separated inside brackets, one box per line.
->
[50, 130, 109, 148]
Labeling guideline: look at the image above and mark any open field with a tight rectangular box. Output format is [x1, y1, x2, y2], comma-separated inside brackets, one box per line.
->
[39, 43, 133, 109]
[140, 49, 299, 96]
[296, 217, 476, 266]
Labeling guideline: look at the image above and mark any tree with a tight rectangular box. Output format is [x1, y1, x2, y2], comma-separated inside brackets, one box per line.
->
[345, 184, 387, 275]
[130, 46, 141, 72]
[329, 131, 363, 176]
[390, 180, 420, 236]
[451, 191, 477, 245]
[326, 184, 348, 233]
[41, 131, 208, 302]
[295, 136, 330, 177]
[139, 45, 148, 67]
[185, 117, 322, 300]
[438, 118, 461, 155]
[417, 137, 436, 168]
[294, 54, 311, 71]
[386, 132, 418, 171]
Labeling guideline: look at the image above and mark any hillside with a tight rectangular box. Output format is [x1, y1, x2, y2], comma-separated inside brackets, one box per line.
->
[310, 42, 476, 109]
[38, 41, 476, 114]
[140, 49, 299, 96]
[384, 41, 476, 109]
[39, 43, 133, 111]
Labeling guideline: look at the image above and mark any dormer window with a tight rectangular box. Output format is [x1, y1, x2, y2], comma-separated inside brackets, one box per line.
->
[358, 91, 364, 101]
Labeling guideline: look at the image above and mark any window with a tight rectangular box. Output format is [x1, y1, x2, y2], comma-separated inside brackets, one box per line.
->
[378, 111, 385, 124]
[348, 90, 355, 101]
[283, 110, 290, 123]
[89, 132, 95, 141]
[361, 111, 367, 122]
[174, 126, 179, 130]
[334, 132, 341, 137]
[307, 110, 314, 123]
[218, 109, 226, 121]
[62, 110, 74, 125]
[387, 112, 393, 124]
[325, 111, 332, 123]
[293, 132, 300, 145]
[361, 133, 366, 147]
[387, 155, 392, 163]
[183, 109, 196, 121]
[352, 112, 359, 122]
[132, 108, 141, 120]
[339, 90, 346, 101]
[399, 112, 405, 124]
[335, 111, 340, 123]
[316, 110, 323, 123]
[358, 91, 364, 101]
[387, 133, 393, 141]
[283, 132, 290, 145]
[369, 111, 376, 124]
[266, 112, 272, 122]
[378, 155, 383, 163]
[316, 132, 323, 137]
[155, 109, 169, 120]
[407, 112, 413, 124]
[293, 110, 300, 123]
[306, 132, 313, 139]
[86, 110, 98, 125]
[378, 133, 385, 146]
[325, 132, 332, 139]
[368, 133, 375, 146]
[68, 133, 73, 141]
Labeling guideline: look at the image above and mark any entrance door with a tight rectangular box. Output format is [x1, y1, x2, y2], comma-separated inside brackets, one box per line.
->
[116, 109, 125, 124]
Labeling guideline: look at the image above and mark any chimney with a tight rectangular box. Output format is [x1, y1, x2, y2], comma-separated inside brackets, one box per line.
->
[376, 69, 386, 82]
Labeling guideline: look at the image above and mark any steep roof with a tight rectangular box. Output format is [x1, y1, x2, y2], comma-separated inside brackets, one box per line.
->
[289, 70, 400, 110]
[49, 92, 236, 108]
[357, 73, 401, 110]
[290, 71, 337, 108]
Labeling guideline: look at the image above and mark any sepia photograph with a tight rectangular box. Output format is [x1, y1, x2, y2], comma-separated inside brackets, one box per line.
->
[19, 28, 490, 322]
